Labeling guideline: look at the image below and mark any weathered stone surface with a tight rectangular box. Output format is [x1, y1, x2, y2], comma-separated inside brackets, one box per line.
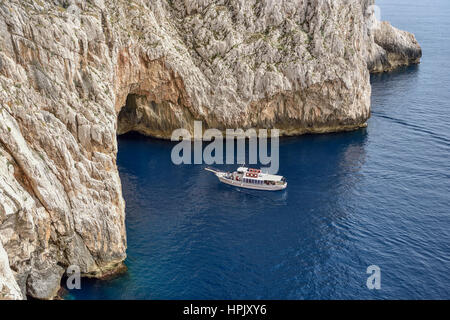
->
[26, 265, 65, 300]
[364, 1, 422, 72]
[0, 0, 421, 299]
[369, 21, 422, 72]
[0, 241, 23, 299]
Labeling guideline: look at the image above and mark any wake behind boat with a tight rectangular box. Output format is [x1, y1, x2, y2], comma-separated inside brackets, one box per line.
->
[205, 166, 287, 191]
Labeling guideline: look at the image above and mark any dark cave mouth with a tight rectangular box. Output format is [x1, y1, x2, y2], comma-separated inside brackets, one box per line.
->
[116, 93, 185, 139]
[117, 94, 143, 136]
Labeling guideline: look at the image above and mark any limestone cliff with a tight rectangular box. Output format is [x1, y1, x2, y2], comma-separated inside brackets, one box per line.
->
[0, 0, 421, 299]
[363, 0, 422, 73]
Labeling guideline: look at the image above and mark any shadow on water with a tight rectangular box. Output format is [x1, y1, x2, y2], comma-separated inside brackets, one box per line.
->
[370, 64, 420, 84]
[370, 64, 450, 149]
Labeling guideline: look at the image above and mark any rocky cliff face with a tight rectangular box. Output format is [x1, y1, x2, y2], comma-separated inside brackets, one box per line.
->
[363, 1, 422, 73]
[0, 0, 421, 299]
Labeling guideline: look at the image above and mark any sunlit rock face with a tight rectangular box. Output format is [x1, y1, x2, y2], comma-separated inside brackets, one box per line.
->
[367, 21, 422, 73]
[363, 0, 422, 73]
[0, 0, 420, 299]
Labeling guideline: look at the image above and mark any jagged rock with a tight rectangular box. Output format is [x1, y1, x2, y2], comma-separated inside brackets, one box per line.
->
[369, 21, 422, 72]
[364, 1, 422, 72]
[0, 242, 23, 299]
[26, 265, 65, 300]
[0, 0, 421, 299]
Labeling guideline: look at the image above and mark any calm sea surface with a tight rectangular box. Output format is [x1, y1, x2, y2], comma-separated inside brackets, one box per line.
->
[69, 0, 450, 299]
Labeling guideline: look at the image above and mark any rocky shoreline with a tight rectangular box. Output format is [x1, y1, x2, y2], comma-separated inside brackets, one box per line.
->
[0, 0, 421, 299]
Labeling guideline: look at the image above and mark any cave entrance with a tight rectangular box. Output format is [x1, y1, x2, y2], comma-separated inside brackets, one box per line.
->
[117, 94, 147, 136]
[117, 92, 185, 139]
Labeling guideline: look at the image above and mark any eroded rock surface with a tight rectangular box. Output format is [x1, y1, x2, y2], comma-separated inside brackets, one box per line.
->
[0, 0, 421, 299]
[0, 241, 23, 299]
[368, 21, 422, 72]
[364, 1, 422, 72]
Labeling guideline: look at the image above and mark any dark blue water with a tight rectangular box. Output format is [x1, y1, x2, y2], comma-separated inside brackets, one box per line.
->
[69, 0, 450, 299]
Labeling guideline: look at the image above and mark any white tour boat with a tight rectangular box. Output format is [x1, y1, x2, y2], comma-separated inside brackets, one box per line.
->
[205, 166, 287, 191]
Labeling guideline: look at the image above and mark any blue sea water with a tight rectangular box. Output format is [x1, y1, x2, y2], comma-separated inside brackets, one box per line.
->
[69, 0, 450, 299]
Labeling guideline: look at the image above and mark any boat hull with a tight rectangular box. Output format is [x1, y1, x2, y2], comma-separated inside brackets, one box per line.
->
[218, 176, 287, 191]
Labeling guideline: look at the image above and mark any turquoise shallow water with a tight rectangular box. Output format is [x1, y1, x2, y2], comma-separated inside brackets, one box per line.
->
[68, 0, 450, 299]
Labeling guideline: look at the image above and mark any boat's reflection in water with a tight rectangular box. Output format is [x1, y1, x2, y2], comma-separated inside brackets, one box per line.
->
[224, 184, 289, 205]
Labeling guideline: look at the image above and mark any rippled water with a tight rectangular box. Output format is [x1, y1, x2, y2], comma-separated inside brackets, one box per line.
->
[69, 0, 450, 299]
